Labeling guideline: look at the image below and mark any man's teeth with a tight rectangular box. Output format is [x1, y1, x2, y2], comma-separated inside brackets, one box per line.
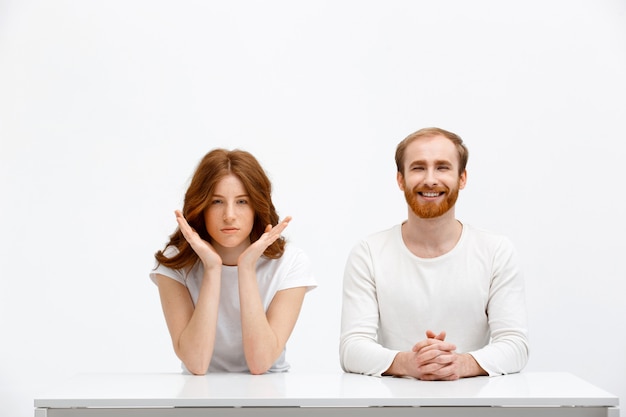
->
[421, 192, 440, 197]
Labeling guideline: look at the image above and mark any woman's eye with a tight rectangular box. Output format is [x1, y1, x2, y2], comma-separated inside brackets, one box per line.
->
[237, 199, 249, 204]
[211, 199, 222, 205]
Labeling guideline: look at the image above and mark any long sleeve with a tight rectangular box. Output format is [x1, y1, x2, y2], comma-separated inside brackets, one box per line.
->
[339, 240, 397, 376]
[468, 237, 529, 375]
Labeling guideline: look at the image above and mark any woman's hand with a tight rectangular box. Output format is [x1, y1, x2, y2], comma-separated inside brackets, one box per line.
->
[175, 210, 222, 269]
[237, 216, 292, 269]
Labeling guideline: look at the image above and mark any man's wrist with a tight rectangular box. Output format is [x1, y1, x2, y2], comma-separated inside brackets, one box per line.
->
[459, 353, 487, 378]
[383, 351, 408, 377]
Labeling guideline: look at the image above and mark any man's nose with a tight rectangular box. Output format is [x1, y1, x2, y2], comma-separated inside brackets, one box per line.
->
[424, 168, 438, 186]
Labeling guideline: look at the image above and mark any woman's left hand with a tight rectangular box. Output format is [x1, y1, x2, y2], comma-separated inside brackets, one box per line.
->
[237, 216, 292, 269]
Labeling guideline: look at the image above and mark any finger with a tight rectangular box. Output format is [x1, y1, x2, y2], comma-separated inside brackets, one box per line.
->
[175, 210, 191, 228]
[272, 217, 292, 234]
[420, 370, 460, 381]
[429, 361, 461, 381]
[426, 330, 447, 341]
[175, 211, 192, 234]
[416, 344, 456, 361]
[418, 363, 446, 376]
[416, 359, 458, 379]
[413, 336, 444, 350]
[413, 338, 456, 353]
[418, 351, 457, 367]
[174, 211, 204, 246]
[413, 339, 435, 352]
[414, 341, 457, 355]
[262, 217, 292, 242]
[424, 342, 457, 353]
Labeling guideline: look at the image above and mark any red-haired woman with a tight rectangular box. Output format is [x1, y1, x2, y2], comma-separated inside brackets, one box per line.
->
[151, 149, 316, 375]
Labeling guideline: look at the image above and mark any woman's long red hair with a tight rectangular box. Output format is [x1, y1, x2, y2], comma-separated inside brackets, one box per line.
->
[155, 149, 285, 270]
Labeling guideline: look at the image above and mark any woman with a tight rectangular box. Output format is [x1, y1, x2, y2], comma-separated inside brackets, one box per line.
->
[151, 149, 316, 375]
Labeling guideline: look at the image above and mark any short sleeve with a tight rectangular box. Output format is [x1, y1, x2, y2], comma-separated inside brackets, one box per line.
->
[276, 246, 317, 292]
[149, 246, 187, 286]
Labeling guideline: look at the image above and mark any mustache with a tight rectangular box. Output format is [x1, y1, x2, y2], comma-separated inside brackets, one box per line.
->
[411, 185, 448, 193]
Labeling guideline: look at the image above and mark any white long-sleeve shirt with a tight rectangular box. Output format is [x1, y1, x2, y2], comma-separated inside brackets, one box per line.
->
[340, 223, 529, 377]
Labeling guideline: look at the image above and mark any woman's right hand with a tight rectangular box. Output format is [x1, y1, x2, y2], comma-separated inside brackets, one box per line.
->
[175, 210, 222, 269]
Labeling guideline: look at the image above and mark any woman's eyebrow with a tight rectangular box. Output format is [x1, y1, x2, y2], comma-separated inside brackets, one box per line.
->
[212, 193, 250, 198]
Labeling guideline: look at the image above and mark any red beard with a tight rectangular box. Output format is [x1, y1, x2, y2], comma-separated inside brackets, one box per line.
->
[403, 181, 460, 219]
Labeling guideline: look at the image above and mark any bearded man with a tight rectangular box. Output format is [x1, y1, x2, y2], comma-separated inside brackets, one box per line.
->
[340, 127, 529, 380]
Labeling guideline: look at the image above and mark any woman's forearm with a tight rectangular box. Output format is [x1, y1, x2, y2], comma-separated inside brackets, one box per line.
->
[237, 266, 282, 375]
[175, 267, 221, 375]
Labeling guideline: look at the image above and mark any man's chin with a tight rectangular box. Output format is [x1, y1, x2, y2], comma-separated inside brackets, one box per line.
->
[408, 202, 450, 219]
[414, 210, 447, 219]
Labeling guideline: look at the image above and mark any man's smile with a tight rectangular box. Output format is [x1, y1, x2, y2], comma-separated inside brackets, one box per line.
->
[419, 191, 444, 198]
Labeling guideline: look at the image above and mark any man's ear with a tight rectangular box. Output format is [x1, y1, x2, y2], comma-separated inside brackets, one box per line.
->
[459, 170, 467, 190]
[396, 171, 405, 190]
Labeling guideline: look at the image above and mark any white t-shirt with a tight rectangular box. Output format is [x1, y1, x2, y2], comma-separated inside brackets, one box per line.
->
[151, 244, 317, 373]
[340, 223, 529, 377]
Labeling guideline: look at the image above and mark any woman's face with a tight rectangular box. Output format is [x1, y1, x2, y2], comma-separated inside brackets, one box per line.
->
[204, 174, 255, 257]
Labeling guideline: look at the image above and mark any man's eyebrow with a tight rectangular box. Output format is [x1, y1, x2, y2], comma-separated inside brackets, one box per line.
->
[409, 159, 453, 166]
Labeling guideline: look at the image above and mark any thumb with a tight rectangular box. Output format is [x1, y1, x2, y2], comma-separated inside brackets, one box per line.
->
[425, 330, 446, 341]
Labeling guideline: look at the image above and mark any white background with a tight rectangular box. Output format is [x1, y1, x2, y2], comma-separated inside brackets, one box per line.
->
[1, 1, 625, 416]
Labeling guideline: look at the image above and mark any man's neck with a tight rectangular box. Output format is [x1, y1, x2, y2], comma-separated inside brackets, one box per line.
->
[401, 209, 463, 258]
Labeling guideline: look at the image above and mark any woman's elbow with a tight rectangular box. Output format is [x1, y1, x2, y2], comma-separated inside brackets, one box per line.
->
[177, 350, 211, 376]
[246, 357, 273, 375]
[189, 368, 208, 376]
[245, 352, 276, 375]
[248, 365, 269, 375]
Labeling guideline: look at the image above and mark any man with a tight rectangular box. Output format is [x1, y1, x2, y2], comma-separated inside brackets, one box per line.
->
[340, 127, 529, 380]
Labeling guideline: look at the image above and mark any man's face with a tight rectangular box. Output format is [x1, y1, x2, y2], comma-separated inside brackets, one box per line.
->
[397, 135, 467, 219]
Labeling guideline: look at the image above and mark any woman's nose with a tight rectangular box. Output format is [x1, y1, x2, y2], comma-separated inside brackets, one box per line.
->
[223, 204, 236, 221]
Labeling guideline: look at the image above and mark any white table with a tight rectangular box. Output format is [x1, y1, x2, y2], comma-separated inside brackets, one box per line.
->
[34, 372, 619, 416]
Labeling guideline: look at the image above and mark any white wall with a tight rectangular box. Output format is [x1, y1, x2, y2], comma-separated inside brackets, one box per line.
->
[1, 1, 625, 416]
